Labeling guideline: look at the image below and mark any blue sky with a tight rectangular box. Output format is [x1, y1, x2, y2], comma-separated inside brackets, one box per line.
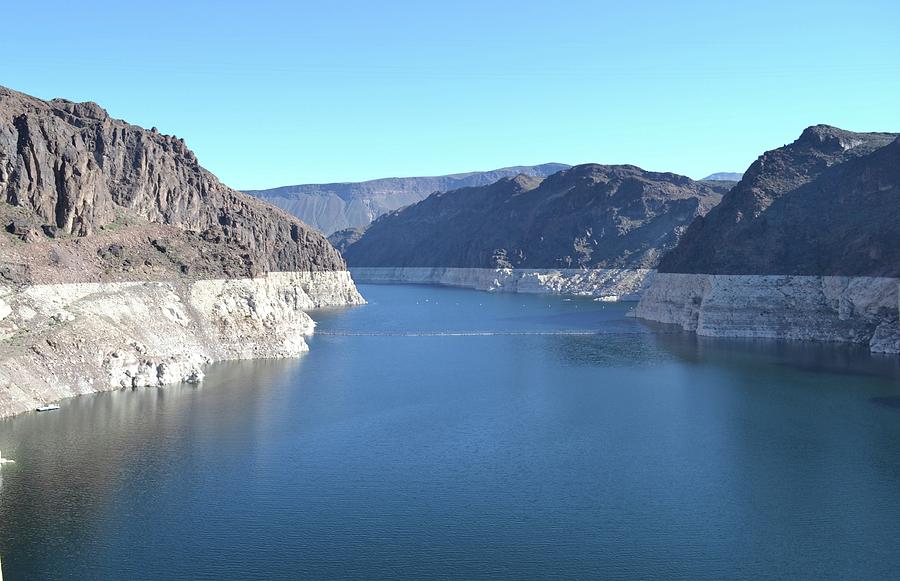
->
[2, 0, 898, 189]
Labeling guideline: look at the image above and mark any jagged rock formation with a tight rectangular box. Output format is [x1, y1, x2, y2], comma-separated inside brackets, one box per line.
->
[636, 126, 900, 353]
[340, 164, 723, 270]
[0, 86, 364, 417]
[244, 163, 570, 235]
[336, 164, 723, 298]
[0, 85, 344, 282]
[661, 126, 899, 276]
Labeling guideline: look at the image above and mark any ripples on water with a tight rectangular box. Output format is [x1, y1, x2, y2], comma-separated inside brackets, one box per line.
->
[1, 284, 899, 580]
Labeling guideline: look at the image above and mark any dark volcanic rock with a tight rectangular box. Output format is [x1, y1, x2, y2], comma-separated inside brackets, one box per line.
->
[699, 179, 739, 195]
[5, 219, 30, 237]
[328, 227, 367, 254]
[341, 165, 723, 269]
[0, 85, 345, 281]
[660, 125, 900, 276]
[244, 163, 571, 235]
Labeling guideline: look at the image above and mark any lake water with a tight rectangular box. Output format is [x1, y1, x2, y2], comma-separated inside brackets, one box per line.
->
[2, 284, 900, 580]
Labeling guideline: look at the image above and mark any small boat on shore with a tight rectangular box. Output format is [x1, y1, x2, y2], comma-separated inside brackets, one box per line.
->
[36, 404, 60, 412]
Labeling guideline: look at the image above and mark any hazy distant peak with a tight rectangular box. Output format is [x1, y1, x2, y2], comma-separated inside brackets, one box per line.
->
[702, 172, 743, 181]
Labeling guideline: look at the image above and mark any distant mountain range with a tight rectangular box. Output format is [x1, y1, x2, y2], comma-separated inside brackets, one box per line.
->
[334, 164, 724, 269]
[244, 163, 570, 235]
[702, 172, 743, 181]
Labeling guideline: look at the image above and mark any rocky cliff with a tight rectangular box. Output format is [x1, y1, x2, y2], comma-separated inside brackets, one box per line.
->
[243, 163, 569, 235]
[0, 85, 344, 281]
[335, 164, 722, 297]
[340, 164, 723, 270]
[636, 126, 900, 353]
[0, 86, 364, 416]
[660, 126, 899, 276]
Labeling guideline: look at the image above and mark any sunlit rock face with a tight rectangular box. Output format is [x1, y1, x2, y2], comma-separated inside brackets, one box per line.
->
[351, 267, 654, 301]
[0, 272, 364, 418]
[634, 274, 899, 353]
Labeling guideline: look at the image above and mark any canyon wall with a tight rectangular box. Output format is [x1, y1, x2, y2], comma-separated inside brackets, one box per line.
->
[635, 125, 900, 354]
[0, 85, 366, 417]
[634, 273, 899, 353]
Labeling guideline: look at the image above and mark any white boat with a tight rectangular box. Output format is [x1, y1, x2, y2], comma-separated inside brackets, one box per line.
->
[0, 449, 13, 465]
[36, 404, 60, 412]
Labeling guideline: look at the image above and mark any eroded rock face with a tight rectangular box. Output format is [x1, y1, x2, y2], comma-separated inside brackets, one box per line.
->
[637, 126, 900, 353]
[340, 165, 723, 271]
[634, 273, 899, 352]
[0, 85, 345, 279]
[0, 272, 364, 418]
[0, 86, 366, 416]
[660, 126, 900, 276]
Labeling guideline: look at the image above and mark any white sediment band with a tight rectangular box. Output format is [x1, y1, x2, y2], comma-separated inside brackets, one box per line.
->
[0, 271, 364, 418]
[634, 273, 900, 354]
[350, 267, 655, 300]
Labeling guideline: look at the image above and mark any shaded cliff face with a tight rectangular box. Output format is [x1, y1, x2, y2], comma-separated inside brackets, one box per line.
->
[0, 86, 345, 284]
[339, 164, 723, 269]
[660, 125, 899, 276]
[244, 163, 570, 235]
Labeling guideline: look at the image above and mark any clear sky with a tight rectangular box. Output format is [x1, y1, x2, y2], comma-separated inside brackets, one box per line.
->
[2, 0, 898, 189]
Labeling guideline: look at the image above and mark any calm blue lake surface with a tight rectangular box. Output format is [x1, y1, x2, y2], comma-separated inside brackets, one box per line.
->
[2, 284, 900, 580]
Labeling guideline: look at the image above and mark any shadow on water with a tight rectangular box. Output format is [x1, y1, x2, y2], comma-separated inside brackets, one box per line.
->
[639, 319, 900, 383]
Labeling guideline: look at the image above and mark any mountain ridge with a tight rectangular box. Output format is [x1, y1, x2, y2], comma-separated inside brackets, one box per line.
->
[660, 125, 900, 276]
[0, 85, 346, 284]
[244, 163, 570, 235]
[337, 163, 724, 270]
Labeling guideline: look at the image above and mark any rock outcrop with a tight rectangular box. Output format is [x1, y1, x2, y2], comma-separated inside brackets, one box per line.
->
[0, 85, 344, 280]
[244, 163, 570, 235]
[336, 164, 722, 297]
[661, 126, 899, 276]
[0, 86, 364, 416]
[637, 126, 900, 353]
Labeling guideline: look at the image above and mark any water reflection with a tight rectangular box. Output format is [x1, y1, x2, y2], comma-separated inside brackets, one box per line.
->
[0, 358, 304, 580]
[643, 322, 900, 384]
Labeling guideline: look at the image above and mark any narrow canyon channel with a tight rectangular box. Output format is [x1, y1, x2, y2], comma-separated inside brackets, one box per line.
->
[1, 284, 899, 580]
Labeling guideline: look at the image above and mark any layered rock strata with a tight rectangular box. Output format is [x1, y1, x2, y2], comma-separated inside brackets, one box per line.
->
[0, 272, 363, 418]
[351, 267, 654, 300]
[636, 126, 900, 353]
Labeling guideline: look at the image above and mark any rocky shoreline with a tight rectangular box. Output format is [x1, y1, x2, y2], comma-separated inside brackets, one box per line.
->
[0, 271, 364, 418]
[351, 266, 654, 300]
[634, 273, 900, 354]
